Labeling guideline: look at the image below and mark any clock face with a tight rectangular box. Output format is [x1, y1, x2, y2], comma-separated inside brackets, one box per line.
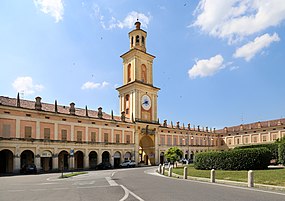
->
[141, 94, 151, 110]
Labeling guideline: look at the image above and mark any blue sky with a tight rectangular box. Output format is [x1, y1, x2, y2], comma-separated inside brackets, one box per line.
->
[1, 0, 285, 129]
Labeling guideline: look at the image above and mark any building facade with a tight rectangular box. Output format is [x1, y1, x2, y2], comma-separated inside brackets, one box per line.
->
[0, 22, 284, 174]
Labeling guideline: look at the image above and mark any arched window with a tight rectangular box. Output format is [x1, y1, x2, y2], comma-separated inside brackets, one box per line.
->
[127, 64, 131, 82]
[136, 35, 139, 44]
[141, 64, 147, 83]
[125, 94, 130, 115]
[131, 36, 134, 47]
[142, 36, 145, 45]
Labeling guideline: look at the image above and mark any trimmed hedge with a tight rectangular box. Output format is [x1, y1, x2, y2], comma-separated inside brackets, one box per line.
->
[278, 143, 285, 165]
[234, 143, 278, 160]
[194, 148, 271, 170]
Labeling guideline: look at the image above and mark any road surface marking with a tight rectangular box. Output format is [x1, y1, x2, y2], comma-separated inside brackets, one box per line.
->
[105, 177, 118, 186]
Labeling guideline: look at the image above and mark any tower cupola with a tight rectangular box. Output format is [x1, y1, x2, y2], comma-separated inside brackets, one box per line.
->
[129, 20, 147, 52]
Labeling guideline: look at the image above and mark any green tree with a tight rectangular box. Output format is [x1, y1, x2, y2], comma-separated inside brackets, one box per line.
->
[165, 147, 183, 163]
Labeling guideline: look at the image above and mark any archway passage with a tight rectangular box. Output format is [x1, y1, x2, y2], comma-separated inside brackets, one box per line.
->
[0, 149, 13, 174]
[89, 151, 97, 169]
[102, 151, 110, 163]
[139, 135, 155, 165]
[124, 152, 131, 161]
[58, 150, 69, 170]
[160, 152, 164, 165]
[75, 151, 84, 169]
[21, 150, 34, 168]
[41, 150, 52, 172]
[113, 151, 121, 168]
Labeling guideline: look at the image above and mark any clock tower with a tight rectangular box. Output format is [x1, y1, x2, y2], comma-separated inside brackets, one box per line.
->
[116, 21, 160, 123]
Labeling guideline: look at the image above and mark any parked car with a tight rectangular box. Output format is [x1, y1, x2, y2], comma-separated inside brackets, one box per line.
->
[119, 160, 136, 168]
[20, 164, 37, 174]
[95, 162, 113, 170]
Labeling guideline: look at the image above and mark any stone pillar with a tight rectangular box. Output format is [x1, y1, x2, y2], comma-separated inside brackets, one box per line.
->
[98, 150, 102, 164]
[35, 155, 41, 169]
[84, 152, 89, 169]
[71, 125, 74, 141]
[54, 123, 58, 140]
[69, 156, 74, 170]
[36, 120, 40, 139]
[162, 164, 165, 175]
[248, 170, 254, 187]
[183, 166, 188, 179]
[210, 169, 215, 183]
[53, 155, 58, 170]
[13, 155, 20, 173]
[168, 166, 173, 177]
[16, 118, 20, 138]
[158, 164, 162, 174]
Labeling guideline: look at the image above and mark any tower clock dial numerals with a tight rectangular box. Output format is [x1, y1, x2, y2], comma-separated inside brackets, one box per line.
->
[141, 94, 151, 110]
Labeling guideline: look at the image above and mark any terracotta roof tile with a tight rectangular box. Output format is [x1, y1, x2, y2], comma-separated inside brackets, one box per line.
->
[0, 96, 128, 122]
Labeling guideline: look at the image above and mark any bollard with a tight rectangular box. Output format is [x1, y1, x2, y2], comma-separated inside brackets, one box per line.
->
[162, 164, 165, 175]
[210, 169, 215, 183]
[168, 166, 173, 177]
[183, 166, 188, 179]
[248, 170, 254, 187]
[158, 164, 162, 174]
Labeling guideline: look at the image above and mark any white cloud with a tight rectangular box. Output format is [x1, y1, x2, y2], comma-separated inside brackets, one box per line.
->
[192, 0, 285, 43]
[188, 55, 225, 79]
[233, 33, 280, 61]
[91, 5, 151, 30]
[12, 76, 44, 95]
[81, 81, 109, 90]
[34, 0, 64, 23]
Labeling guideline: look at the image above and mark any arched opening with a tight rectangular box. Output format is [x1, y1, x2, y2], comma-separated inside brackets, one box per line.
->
[40, 150, 52, 172]
[20, 150, 34, 168]
[160, 152, 164, 165]
[139, 135, 155, 165]
[75, 151, 84, 169]
[142, 36, 145, 45]
[113, 151, 121, 168]
[127, 64, 131, 82]
[141, 64, 147, 83]
[135, 35, 139, 44]
[58, 150, 69, 170]
[124, 152, 131, 161]
[0, 149, 14, 174]
[131, 36, 134, 47]
[89, 151, 97, 169]
[102, 151, 110, 163]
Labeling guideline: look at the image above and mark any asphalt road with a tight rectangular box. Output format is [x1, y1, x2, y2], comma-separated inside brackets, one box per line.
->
[0, 167, 284, 201]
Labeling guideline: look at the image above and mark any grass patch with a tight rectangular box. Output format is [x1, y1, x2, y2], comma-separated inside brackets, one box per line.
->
[172, 165, 285, 186]
[59, 172, 87, 179]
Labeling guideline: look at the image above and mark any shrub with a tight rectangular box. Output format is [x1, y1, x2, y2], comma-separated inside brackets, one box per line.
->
[194, 148, 271, 170]
[234, 143, 278, 160]
[278, 143, 285, 165]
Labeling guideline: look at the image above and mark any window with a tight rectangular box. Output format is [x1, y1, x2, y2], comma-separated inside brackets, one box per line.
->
[127, 64, 131, 82]
[142, 36, 145, 45]
[167, 136, 171, 146]
[61, 129, 67, 141]
[273, 134, 277, 140]
[244, 137, 248, 144]
[131, 36, 134, 47]
[136, 35, 139, 43]
[44, 128, 50, 139]
[25, 126, 32, 138]
[2, 124, 10, 138]
[160, 136, 165, 145]
[126, 135, 130, 143]
[104, 133, 109, 143]
[236, 138, 240, 144]
[253, 136, 257, 143]
[116, 134, 120, 143]
[141, 64, 147, 83]
[173, 138, 177, 145]
[180, 138, 183, 145]
[91, 132, 96, 142]
[228, 139, 232, 145]
[262, 136, 267, 142]
[77, 131, 82, 142]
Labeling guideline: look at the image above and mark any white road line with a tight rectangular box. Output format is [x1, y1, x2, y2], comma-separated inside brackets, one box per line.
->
[105, 177, 119, 186]
[119, 185, 130, 201]
[30, 189, 46, 191]
[7, 190, 25, 192]
[120, 185, 144, 201]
